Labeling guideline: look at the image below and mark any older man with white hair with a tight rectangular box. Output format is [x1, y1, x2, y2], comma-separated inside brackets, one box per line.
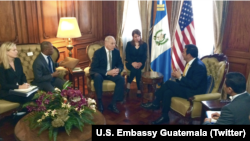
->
[89, 36, 124, 114]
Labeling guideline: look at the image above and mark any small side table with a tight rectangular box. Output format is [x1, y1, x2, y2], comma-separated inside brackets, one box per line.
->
[69, 69, 85, 95]
[140, 71, 163, 103]
[200, 100, 231, 124]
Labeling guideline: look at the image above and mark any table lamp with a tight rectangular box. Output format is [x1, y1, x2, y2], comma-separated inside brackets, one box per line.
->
[57, 17, 81, 57]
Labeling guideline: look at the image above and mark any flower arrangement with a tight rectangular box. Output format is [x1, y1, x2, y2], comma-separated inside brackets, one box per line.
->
[23, 81, 97, 141]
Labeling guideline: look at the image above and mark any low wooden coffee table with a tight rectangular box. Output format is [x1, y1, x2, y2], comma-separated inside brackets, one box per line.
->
[200, 100, 231, 124]
[140, 71, 164, 103]
[14, 110, 106, 141]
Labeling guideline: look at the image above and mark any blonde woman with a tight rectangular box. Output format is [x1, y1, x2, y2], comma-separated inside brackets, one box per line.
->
[0, 42, 32, 104]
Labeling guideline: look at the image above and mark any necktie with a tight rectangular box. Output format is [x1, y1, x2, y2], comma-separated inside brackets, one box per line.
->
[47, 56, 53, 73]
[109, 51, 112, 70]
[183, 63, 189, 76]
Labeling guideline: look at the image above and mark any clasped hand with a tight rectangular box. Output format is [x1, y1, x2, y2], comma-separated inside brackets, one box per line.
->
[132, 62, 142, 69]
[19, 83, 30, 89]
[107, 68, 119, 77]
[171, 68, 181, 79]
[51, 70, 59, 77]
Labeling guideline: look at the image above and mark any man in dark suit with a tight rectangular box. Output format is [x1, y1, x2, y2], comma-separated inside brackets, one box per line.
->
[141, 44, 207, 124]
[204, 72, 250, 125]
[90, 36, 124, 114]
[32, 41, 65, 92]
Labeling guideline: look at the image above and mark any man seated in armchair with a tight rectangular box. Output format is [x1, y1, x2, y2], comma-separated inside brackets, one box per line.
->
[141, 44, 207, 124]
[32, 41, 66, 92]
[204, 72, 250, 125]
[89, 36, 124, 114]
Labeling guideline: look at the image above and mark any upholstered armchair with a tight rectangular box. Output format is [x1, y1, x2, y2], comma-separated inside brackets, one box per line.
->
[84, 40, 126, 99]
[170, 54, 229, 124]
[16, 44, 67, 83]
[0, 44, 67, 120]
[0, 99, 20, 120]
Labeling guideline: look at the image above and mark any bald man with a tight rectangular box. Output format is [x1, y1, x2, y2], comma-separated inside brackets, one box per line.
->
[89, 36, 124, 114]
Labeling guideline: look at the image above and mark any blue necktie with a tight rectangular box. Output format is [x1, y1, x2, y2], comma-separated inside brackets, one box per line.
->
[47, 56, 53, 73]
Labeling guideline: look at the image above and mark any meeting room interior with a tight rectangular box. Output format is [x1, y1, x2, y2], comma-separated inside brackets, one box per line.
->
[0, 0, 250, 141]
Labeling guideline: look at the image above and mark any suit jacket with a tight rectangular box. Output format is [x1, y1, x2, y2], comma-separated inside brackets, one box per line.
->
[204, 93, 250, 125]
[0, 58, 27, 97]
[90, 46, 123, 76]
[176, 58, 207, 98]
[125, 41, 147, 70]
[32, 53, 58, 84]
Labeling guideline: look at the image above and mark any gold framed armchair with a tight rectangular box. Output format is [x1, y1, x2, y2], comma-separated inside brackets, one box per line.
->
[16, 44, 67, 83]
[170, 54, 229, 124]
[84, 40, 126, 99]
[0, 44, 67, 121]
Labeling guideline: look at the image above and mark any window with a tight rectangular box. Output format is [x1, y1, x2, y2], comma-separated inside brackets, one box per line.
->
[192, 0, 214, 58]
[122, 0, 142, 59]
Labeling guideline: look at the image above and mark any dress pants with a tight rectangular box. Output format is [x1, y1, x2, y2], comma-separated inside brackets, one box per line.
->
[36, 77, 66, 92]
[153, 80, 188, 117]
[91, 73, 124, 103]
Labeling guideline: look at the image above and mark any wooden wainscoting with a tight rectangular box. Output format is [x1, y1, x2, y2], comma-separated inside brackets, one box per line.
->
[0, 1, 117, 70]
[222, 1, 250, 78]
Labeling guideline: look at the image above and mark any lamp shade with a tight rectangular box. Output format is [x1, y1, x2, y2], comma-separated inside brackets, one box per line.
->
[57, 17, 81, 38]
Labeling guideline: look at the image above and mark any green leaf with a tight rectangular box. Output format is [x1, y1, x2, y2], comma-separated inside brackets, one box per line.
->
[22, 102, 31, 108]
[49, 126, 54, 140]
[62, 81, 72, 89]
[64, 119, 74, 136]
[32, 92, 40, 100]
[53, 128, 58, 141]
[31, 122, 41, 130]
[38, 121, 50, 135]
[80, 115, 94, 125]
[71, 115, 83, 132]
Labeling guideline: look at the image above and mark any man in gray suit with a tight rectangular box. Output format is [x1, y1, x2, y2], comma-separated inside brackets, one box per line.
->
[32, 41, 65, 92]
[204, 72, 250, 125]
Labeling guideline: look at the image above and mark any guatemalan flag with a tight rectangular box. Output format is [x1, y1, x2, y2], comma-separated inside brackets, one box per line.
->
[150, 0, 171, 82]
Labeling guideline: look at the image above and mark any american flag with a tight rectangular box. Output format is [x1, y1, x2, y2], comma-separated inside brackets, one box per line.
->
[171, 0, 196, 73]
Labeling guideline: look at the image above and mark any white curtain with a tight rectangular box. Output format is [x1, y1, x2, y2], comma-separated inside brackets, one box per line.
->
[138, 0, 152, 71]
[192, 0, 214, 58]
[122, 0, 142, 62]
[213, 1, 229, 54]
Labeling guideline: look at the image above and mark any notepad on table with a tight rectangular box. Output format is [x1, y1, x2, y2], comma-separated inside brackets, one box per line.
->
[206, 111, 221, 123]
[206, 111, 221, 118]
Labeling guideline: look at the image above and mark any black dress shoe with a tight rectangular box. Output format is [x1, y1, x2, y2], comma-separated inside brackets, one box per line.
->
[97, 102, 104, 113]
[108, 104, 120, 114]
[141, 102, 160, 110]
[151, 116, 169, 125]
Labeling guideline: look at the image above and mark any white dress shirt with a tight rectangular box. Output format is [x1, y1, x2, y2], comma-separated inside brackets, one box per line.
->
[230, 91, 247, 101]
[41, 52, 53, 72]
[105, 47, 112, 75]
